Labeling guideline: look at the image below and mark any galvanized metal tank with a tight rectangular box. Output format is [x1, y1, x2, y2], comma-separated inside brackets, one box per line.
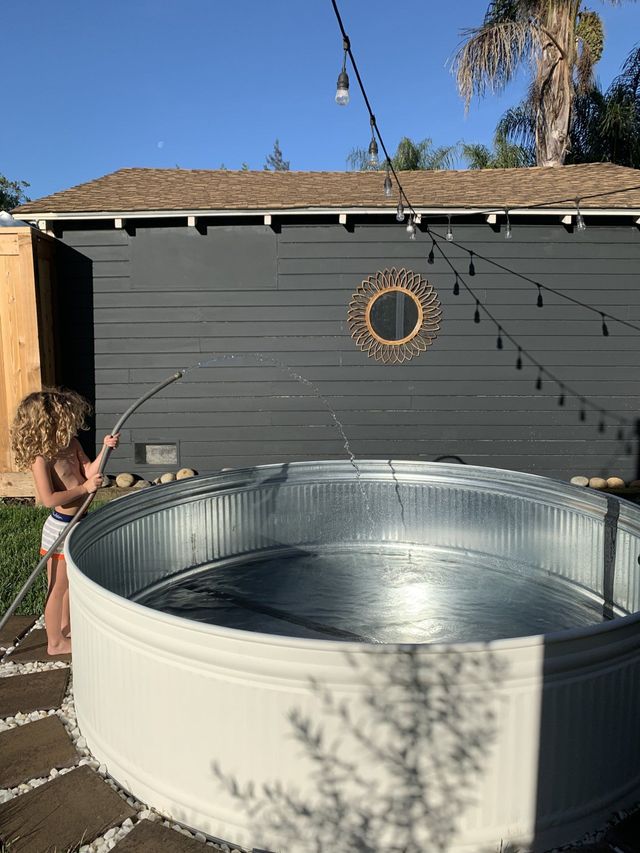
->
[65, 460, 640, 852]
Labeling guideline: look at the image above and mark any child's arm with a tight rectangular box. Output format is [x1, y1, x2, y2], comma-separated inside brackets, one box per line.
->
[31, 456, 102, 508]
[78, 435, 119, 479]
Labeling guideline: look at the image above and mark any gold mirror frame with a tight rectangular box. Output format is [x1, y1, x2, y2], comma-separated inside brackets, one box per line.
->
[348, 267, 442, 363]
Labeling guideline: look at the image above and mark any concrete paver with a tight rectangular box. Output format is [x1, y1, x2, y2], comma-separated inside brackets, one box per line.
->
[112, 819, 208, 851]
[0, 764, 136, 852]
[0, 669, 69, 718]
[4, 628, 71, 663]
[0, 714, 79, 788]
[0, 616, 37, 652]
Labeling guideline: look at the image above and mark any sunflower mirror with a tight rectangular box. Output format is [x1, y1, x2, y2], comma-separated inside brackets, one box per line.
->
[348, 268, 442, 363]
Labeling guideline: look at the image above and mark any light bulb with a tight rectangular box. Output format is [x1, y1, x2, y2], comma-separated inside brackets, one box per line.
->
[575, 199, 586, 231]
[406, 219, 416, 239]
[368, 137, 379, 169]
[335, 70, 350, 106]
[504, 210, 512, 239]
[446, 216, 453, 241]
[383, 175, 393, 197]
[396, 202, 405, 222]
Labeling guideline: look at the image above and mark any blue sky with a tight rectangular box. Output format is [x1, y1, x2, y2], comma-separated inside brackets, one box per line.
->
[4, 0, 639, 200]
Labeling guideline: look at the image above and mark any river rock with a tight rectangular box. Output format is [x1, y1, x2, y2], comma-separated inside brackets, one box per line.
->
[607, 477, 626, 488]
[570, 476, 589, 487]
[160, 472, 176, 484]
[176, 468, 196, 480]
[99, 475, 112, 488]
[115, 473, 135, 488]
[589, 477, 608, 489]
[133, 479, 151, 489]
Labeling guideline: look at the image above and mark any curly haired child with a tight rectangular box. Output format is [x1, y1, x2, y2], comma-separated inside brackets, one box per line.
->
[10, 388, 119, 656]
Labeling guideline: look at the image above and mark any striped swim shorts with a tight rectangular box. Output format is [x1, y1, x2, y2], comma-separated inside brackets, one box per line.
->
[40, 510, 79, 561]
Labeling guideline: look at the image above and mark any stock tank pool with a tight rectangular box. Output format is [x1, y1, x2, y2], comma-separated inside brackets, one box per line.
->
[65, 460, 640, 852]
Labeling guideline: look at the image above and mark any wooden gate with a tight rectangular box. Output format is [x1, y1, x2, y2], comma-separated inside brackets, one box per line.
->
[0, 226, 58, 496]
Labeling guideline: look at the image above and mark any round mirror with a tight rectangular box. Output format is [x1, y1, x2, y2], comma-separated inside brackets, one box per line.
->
[368, 288, 421, 344]
[347, 267, 442, 364]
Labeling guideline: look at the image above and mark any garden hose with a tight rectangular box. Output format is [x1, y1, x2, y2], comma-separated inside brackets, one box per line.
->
[0, 371, 185, 634]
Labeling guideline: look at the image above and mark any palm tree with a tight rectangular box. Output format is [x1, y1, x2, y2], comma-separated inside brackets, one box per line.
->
[346, 137, 458, 171]
[497, 43, 640, 167]
[461, 131, 535, 169]
[451, 0, 634, 167]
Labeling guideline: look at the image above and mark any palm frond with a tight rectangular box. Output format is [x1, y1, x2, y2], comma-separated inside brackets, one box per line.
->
[452, 19, 539, 108]
[496, 99, 536, 149]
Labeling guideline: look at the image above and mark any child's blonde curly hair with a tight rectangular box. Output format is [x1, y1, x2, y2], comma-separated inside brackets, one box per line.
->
[10, 388, 92, 470]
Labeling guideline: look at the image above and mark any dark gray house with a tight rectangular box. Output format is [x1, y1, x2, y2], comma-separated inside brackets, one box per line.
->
[13, 163, 640, 482]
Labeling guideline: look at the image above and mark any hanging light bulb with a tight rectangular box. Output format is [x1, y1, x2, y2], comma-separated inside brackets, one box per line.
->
[579, 402, 586, 421]
[537, 285, 544, 308]
[452, 273, 460, 295]
[496, 327, 503, 349]
[427, 239, 435, 264]
[601, 313, 609, 336]
[367, 118, 379, 169]
[536, 369, 543, 390]
[516, 348, 523, 370]
[383, 160, 393, 197]
[575, 198, 586, 232]
[406, 217, 417, 240]
[504, 209, 512, 240]
[396, 201, 405, 222]
[468, 251, 476, 276]
[446, 216, 454, 241]
[335, 38, 350, 106]
[558, 388, 565, 406]
[474, 300, 480, 323]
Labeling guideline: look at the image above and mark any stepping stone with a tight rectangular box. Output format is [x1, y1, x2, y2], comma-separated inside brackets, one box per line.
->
[0, 616, 37, 651]
[0, 715, 78, 788]
[113, 820, 208, 851]
[0, 764, 136, 852]
[0, 669, 69, 718]
[4, 629, 71, 663]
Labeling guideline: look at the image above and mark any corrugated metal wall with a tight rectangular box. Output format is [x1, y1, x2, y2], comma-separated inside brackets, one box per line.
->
[58, 220, 640, 481]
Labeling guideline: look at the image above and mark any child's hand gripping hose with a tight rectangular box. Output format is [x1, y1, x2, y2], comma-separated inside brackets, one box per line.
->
[0, 371, 185, 633]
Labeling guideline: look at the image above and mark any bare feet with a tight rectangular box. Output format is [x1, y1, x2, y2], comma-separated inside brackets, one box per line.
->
[47, 637, 71, 656]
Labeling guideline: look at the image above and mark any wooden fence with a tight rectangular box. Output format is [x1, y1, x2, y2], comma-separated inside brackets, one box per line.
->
[0, 226, 58, 496]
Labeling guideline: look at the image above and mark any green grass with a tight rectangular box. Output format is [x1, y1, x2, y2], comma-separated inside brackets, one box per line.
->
[0, 498, 112, 617]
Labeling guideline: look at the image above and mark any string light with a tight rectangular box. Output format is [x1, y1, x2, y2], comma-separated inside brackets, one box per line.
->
[329, 1, 633, 439]
[428, 238, 435, 264]
[504, 209, 512, 240]
[406, 217, 417, 240]
[367, 116, 379, 168]
[383, 160, 392, 197]
[537, 285, 544, 308]
[446, 216, 454, 241]
[335, 37, 350, 105]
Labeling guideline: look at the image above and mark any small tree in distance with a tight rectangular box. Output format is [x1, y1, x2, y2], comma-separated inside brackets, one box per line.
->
[264, 139, 290, 171]
[0, 174, 30, 210]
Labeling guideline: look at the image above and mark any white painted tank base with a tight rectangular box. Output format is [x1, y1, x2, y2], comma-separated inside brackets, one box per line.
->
[66, 462, 640, 851]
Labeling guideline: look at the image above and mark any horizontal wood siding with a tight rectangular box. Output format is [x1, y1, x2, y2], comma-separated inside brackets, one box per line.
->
[58, 222, 640, 482]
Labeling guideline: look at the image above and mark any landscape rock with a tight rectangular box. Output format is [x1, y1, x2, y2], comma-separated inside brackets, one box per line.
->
[115, 473, 135, 488]
[133, 479, 151, 489]
[99, 475, 112, 488]
[159, 472, 176, 484]
[589, 477, 608, 490]
[606, 477, 626, 488]
[570, 476, 589, 487]
[176, 468, 196, 480]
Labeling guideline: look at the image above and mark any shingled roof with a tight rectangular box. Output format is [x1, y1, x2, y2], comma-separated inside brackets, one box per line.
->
[13, 163, 640, 217]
